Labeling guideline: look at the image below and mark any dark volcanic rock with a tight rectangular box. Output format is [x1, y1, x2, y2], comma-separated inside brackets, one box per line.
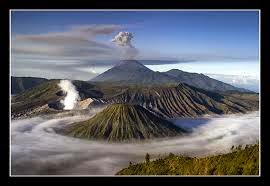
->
[48, 101, 64, 110]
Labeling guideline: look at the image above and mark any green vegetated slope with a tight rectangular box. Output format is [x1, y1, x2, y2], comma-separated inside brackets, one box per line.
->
[11, 79, 62, 114]
[117, 144, 259, 175]
[11, 76, 48, 95]
[104, 83, 259, 118]
[11, 75, 258, 119]
[58, 103, 186, 142]
[11, 79, 104, 115]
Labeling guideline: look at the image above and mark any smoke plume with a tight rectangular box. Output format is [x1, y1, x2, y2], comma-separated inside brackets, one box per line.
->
[111, 31, 138, 59]
[58, 80, 80, 110]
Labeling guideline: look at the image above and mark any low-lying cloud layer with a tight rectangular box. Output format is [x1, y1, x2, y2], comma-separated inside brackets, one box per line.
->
[206, 73, 259, 92]
[11, 111, 259, 175]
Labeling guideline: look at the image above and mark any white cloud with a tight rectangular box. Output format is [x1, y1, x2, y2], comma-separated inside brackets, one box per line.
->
[11, 111, 259, 175]
[11, 58, 101, 80]
[11, 24, 123, 61]
[11, 24, 127, 79]
[206, 73, 259, 92]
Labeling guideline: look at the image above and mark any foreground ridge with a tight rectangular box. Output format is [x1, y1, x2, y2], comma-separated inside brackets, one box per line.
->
[117, 144, 259, 175]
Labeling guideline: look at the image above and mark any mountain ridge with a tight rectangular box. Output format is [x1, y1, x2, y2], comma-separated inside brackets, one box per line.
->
[11, 76, 48, 94]
[117, 144, 259, 175]
[99, 83, 258, 118]
[164, 69, 251, 93]
[11, 78, 259, 119]
[90, 60, 179, 86]
[90, 60, 253, 93]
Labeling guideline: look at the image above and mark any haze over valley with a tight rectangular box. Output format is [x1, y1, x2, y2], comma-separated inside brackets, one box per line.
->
[10, 10, 260, 175]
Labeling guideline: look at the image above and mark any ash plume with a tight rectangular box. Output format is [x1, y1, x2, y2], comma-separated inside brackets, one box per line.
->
[111, 31, 138, 59]
[58, 80, 80, 110]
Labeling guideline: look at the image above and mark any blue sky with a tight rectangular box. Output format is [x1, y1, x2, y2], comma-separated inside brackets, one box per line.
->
[11, 10, 260, 91]
[12, 11, 259, 59]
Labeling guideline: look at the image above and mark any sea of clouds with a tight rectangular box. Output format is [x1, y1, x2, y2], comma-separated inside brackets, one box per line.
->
[10, 111, 259, 175]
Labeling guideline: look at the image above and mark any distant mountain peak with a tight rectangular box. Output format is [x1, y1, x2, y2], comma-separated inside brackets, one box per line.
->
[114, 60, 149, 69]
[164, 69, 252, 93]
[168, 69, 183, 72]
[90, 61, 252, 93]
[117, 59, 141, 64]
[90, 60, 176, 85]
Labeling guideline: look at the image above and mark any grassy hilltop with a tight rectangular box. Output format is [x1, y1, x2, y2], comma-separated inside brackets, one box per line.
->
[58, 103, 186, 142]
[117, 144, 259, 175]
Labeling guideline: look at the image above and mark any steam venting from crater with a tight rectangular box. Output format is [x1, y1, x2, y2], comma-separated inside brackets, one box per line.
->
[111, 31, 138, 59]
[58, 80, 80, 110]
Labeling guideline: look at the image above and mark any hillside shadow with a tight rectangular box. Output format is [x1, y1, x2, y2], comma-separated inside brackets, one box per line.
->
[171, 117, 211, 132]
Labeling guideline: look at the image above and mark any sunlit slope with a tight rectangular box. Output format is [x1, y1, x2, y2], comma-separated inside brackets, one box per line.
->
[59, 103, 186, 142]
[11, 79, 103, 117]
[104, 83, 259, 118]
[11, 80, 62, 114]
[117, 144, 259, 175]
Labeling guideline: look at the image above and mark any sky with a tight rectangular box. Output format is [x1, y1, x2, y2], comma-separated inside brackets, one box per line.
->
[11, 10, 260, 91]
